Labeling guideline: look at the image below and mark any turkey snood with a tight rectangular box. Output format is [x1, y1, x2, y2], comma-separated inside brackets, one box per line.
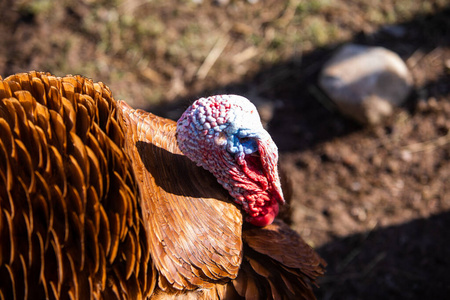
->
[176, 95, 284, 226]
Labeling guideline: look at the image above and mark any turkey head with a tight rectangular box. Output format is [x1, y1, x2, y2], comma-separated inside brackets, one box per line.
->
[176, 95, 284, 226]
[1, 72, 325, 299]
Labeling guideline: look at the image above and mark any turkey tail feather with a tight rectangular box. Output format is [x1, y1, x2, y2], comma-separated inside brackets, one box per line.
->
[0, 72, 154, 299]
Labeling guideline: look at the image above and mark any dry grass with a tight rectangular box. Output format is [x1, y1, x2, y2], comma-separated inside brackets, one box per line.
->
[2, 0, 448, 108]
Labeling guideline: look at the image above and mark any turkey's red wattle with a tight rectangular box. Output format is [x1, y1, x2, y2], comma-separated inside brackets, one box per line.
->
[246, 199, 279, 227]
[176, 95, 285, 226]
[242, 153, 267, 187]
[234, 139, 284, 226]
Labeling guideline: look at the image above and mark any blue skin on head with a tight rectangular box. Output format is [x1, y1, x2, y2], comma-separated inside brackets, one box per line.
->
[176, 95, 283, 226]
[226, 130, 260, 156]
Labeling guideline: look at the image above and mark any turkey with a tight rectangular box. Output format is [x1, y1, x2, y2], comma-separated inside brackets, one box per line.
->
[0, 71, 325, 299]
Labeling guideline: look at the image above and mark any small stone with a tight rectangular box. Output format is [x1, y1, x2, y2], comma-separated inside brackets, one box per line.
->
[319, 44, 413, 125]
[351, 206, 367, 222]
[350, 181, 361, 192]
[400, 150, 412, 162]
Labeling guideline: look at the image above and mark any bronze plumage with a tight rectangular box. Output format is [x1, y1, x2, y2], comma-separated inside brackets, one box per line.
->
[0, 71, 325, 299]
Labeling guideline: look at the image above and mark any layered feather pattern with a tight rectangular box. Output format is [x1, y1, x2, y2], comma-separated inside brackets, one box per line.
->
[0, 72, 325, 300]
[0, 72, 153, 299]
[118, 101, 243, 292]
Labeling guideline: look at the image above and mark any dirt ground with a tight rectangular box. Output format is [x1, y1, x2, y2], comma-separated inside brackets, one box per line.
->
[1, 1, 450, 299]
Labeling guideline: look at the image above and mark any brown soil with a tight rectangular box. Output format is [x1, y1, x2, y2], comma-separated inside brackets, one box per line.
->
[1, 1, 449, 299]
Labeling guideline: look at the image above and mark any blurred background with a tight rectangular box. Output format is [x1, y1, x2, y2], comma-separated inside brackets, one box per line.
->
[1, 0, 449, 299]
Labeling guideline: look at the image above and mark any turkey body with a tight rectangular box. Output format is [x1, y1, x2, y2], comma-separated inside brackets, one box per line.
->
[0, 72, 325, 299]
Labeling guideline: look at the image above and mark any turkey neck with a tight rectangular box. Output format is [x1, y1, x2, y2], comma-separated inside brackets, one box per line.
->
[117, 101, 243, 291]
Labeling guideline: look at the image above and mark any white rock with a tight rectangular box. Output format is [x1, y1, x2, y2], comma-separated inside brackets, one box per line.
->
[319, 44, 413, 125]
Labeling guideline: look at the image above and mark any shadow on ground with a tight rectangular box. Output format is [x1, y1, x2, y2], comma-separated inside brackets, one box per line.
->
[315, 211, 450, 300]
[150, 7, 450, 151]
[148, 7, 450, 300]
[1, 4, 449, 300]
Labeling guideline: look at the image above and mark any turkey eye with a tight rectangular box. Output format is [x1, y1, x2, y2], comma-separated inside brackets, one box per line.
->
[239, 137, 258, 155]
[239, 137, 251, 143]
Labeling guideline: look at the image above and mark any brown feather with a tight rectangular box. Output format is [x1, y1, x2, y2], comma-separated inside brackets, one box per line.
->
[118, 102, 243, 292]
[0, 72, 152, 299]
[0, 72, 325, 300]
[237, 219, 326, 300]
